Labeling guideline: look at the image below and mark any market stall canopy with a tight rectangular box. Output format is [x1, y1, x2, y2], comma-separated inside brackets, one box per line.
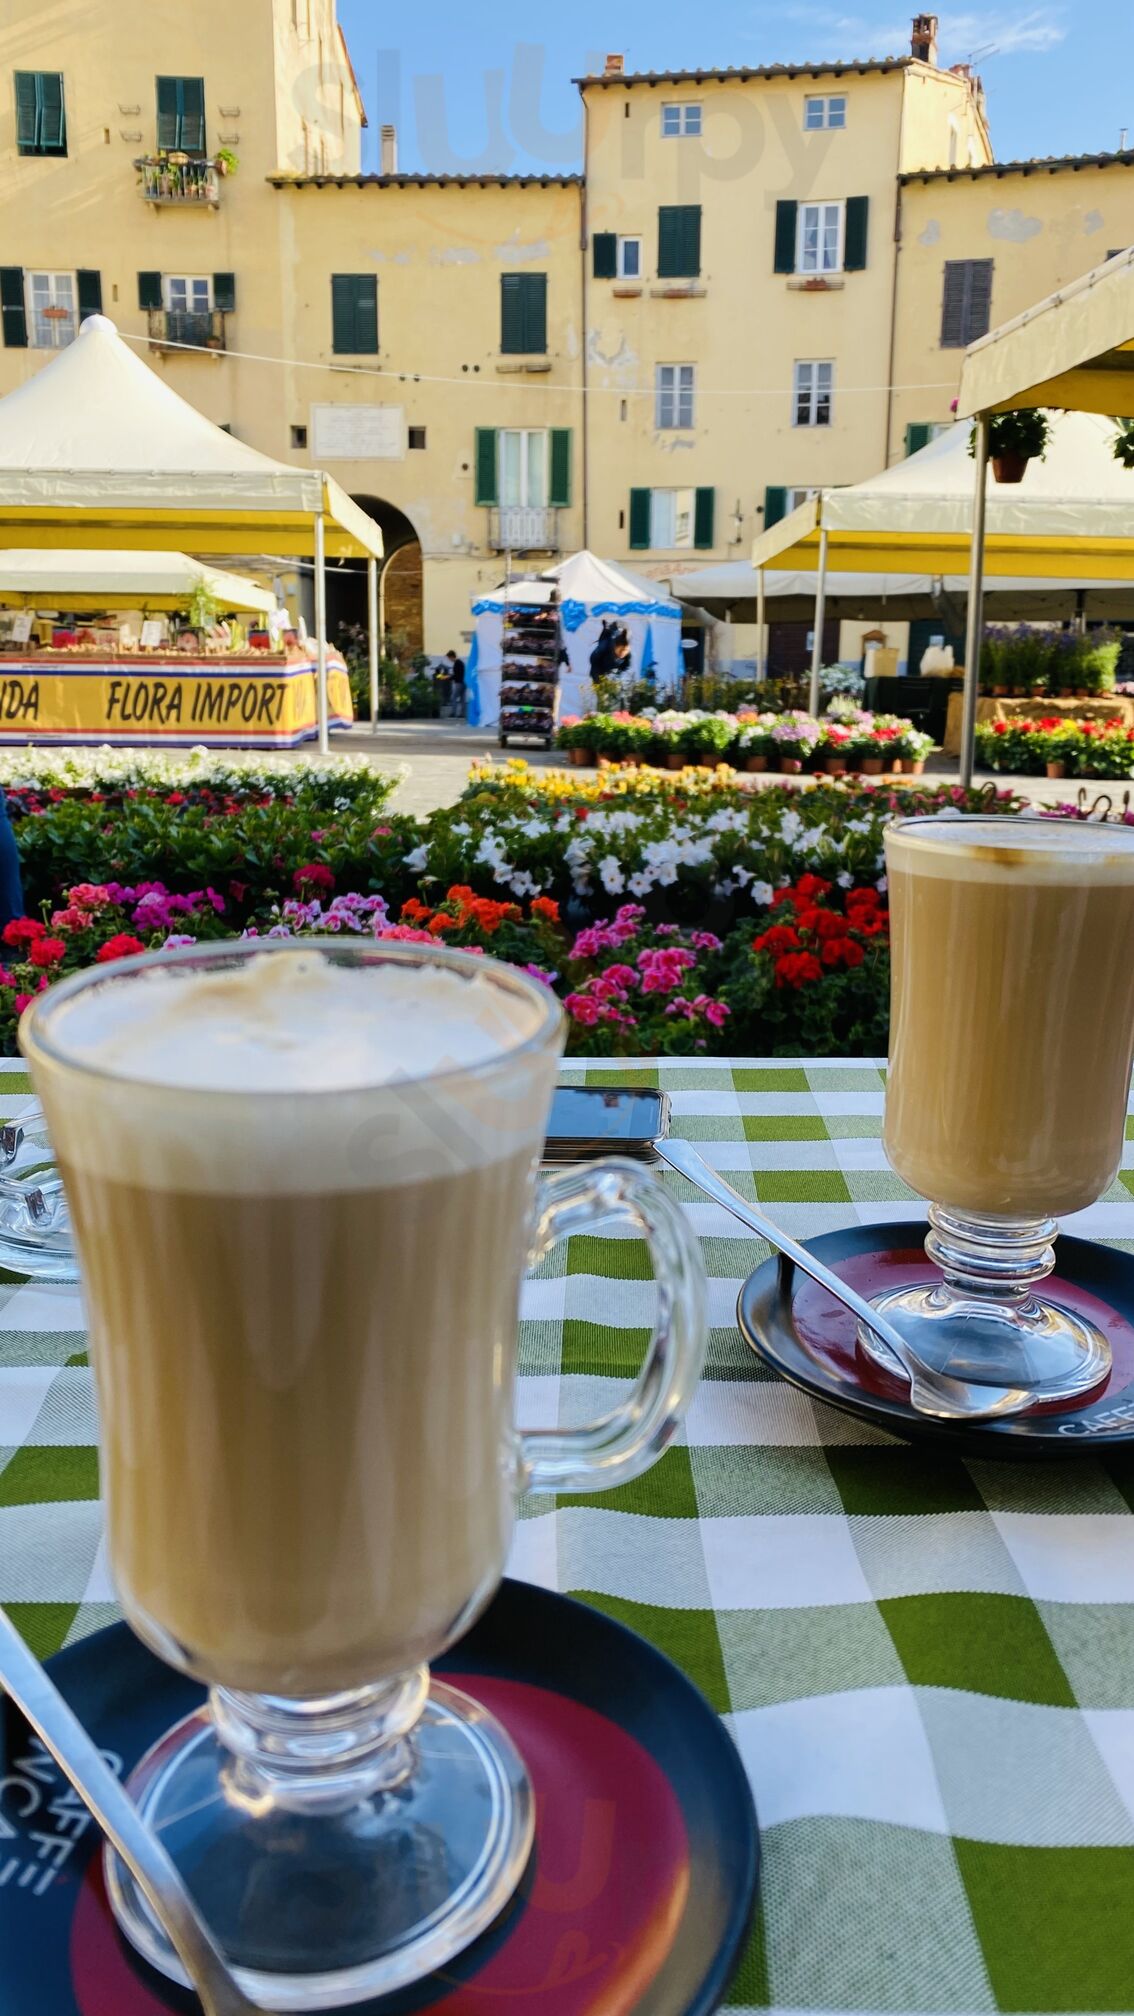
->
[958, 247, 1134, 417]
[0, 317, 382, 561]
[668, 558, 1134, 623]
[0, 549, 275, 614]
[750, 412, 1134, 580]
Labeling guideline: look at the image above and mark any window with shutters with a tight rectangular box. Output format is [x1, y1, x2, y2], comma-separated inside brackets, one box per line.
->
[15, 72, 67, 156]
[656, 364, 695, 429]
[500, 273, 547, 354]
[661, 103, 701, 136]
[904, 420, 949, 456]
[793, 360, 833, 427]
[657, 206, 701, 279]
[26, 271, 76, 349]
[331, 274, 378, 354]
[940, 259, 993, 347]
[797, 202, 843, 274]
[617, 236, 641, 279]
[155, 76, 206, 154]
[650, 489, 694, 549]
[499, 430, 548, 507]
[803, 94, 846, 130]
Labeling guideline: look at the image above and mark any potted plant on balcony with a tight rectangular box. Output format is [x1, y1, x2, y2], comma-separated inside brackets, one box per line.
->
[971, 409, 1051, 484]
[215, 148, 239, 178]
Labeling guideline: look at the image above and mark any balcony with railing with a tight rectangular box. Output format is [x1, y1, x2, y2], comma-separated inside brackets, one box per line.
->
[146, 308, 227, 353]
[488, 505, 560, 553]
[135, 155, 221, 206]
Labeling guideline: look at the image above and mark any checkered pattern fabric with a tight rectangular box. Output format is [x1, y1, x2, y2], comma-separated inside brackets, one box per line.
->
[6, 1053, 1134, 2012]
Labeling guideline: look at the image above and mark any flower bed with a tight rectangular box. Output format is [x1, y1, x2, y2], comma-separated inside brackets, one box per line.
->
[0, 756, 1031, 1058]
[556, 708, 933, 774]
[976, 717, 1134, 779]
[980, 625, 1120, 699]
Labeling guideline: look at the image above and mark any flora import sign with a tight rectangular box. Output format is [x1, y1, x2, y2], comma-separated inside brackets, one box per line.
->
[0, 656, 352, 747]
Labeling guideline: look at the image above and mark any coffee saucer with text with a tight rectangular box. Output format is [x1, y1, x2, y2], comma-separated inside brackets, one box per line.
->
[0, 1578, 758, 2016]
[738, 1219, 1134, 1456]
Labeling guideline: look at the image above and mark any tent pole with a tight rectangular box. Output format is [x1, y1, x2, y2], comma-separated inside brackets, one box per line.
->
[314, 510, 329, 756]
[367, 557, 380, 725]
[808, 528, 828, 716]
[757, 566, 766, 682]
[959, 415, 989, 791]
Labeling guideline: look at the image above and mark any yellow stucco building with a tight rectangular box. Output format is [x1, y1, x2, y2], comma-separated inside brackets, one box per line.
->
[1, 2, 1132, 657]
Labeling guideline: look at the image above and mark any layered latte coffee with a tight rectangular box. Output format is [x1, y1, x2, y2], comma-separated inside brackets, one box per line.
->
[29, 949, 559, 1694]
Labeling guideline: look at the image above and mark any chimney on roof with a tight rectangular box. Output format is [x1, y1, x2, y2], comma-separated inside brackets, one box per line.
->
[380, 123, 397, 173]
[911, 13, 939, 63]
[603, 53, 625, 76]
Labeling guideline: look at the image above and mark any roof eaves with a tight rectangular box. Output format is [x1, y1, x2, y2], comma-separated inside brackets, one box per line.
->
[572, 56, 910, 87]
[899, 148, 1134, 185]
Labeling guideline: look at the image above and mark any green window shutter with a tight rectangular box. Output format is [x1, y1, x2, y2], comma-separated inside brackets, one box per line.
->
[332, 274, 377, 353]
[76, 270, 102, 319]
[773, 201, 798, 274]
[39, 72, 65, 152]
[500, 274, 524, 353]
[523, 273, 547, 353]
[694, 487, 715, 549]
[213, 272, 236, 313]
[592, 232, 617, 279]
[474, 429, 498, 506]
[904, 421, 932, 457]
[764, 484, 787, 528]
[156, 76, 179, 150]
[628, 488, 651, 549]
[180, 76, 206, 153]
[548, 428, 571, 507]
[844, 195, 869, 271]
[15, 73, 38, 152]
[138, 271, 163, 311]
[0, 268, 27, 348]
[658, 206, 700, 278]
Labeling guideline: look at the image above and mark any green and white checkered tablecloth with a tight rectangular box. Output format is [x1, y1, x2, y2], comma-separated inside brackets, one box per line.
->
[6, 1053, 1134, 2013]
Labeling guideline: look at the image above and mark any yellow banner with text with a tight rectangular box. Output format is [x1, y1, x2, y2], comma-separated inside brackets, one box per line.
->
[0, 658, 354, 746]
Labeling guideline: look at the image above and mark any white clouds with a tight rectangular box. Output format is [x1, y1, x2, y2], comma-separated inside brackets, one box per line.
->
[772, 3, 1066, 58]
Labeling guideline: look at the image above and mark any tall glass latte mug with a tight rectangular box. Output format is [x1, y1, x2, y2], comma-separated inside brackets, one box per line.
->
[868, 816, 1134, 1409]
[22, 941, 707, 2010]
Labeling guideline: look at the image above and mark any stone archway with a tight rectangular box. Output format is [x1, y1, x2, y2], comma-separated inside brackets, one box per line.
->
[323, 497, 423, 658]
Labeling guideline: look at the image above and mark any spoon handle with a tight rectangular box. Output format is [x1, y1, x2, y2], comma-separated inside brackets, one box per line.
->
[653, 1136, 924, 1366]
[0, 1606, 259, 2016]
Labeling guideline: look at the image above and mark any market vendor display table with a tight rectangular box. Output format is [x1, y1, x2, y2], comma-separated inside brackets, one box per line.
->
[944, 689, 1134, 757]
[0, 651, 353, 747]
[7, 1052, 1134, 2010]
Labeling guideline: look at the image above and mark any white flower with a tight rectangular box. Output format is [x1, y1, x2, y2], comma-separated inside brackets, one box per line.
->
[628, 870, 654, 895]
[779, 810, 804, 846]
[403, 844, 429, 872]
[750, 879, 774, 905]
[599, 855, 625, 894]
[837, 869, 853, 888]
[877, 874, 888, 893]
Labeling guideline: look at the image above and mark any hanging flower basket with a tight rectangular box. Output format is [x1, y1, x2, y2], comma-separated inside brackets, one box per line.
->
[992, 451, 1029, 484]
[971, 409, 1051, 484]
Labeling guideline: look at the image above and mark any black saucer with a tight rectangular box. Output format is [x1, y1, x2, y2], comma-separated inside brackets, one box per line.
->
[738, 1219, 1134, 1456]
[0, 1578, 759, 2015]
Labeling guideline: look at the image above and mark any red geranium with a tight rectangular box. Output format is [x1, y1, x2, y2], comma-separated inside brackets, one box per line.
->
[28, 936, 66, 969]
[2, 918, 45, 947]
[95, 934, 147, 964]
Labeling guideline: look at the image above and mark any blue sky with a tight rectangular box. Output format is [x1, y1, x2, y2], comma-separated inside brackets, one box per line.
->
[337, 2, 1128, 177]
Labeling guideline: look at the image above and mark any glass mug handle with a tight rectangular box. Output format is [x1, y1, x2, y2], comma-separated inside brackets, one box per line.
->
[517, 1159, 707, 1495]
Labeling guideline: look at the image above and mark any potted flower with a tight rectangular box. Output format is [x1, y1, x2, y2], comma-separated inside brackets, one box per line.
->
[735, 713, 775, 773]
[555, 717, 589, 767]
[1035, 719, 1076, 779]
[677, 713, 735, 769]
[895, 726, 934, 775]
[821, 723, 853, 776]
[650, 711, 687, 769]
[971, 409, 1051, 485]
[770, 712, 821, 773]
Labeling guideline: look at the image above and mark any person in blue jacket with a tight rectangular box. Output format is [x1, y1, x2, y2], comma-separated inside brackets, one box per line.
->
[0, 792, 25, 930]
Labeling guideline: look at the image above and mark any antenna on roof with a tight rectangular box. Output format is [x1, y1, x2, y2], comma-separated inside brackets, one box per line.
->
[967, 42, 997, 62]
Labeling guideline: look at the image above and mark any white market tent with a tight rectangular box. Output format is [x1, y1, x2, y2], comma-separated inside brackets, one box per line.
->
[669, 559, 1134, 627]
[468, 549, 683, 725]
[749, 410, 1134, 721]
[0, 316, 384, 746]
[0, 549, 275, 615]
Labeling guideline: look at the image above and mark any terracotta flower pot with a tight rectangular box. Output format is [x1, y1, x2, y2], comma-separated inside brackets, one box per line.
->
[779, 756, 803, 773]
[568, 746, 586, 766]
[861, 756, 884, 774]
[1058, 689, 1074, 699]
[992, 685, 1009, 697]
[992, 451, 1029, 483]
[745, 755, 768, 773]
[824, 756, 848, 776]
[1046, 760, 1067, 778]
[695, 758, 717, 770]
[577, 748, 595, 767]
[906, 758, 926, 775]
[890, 757, 904, 773]
[665, 752, 684, 770]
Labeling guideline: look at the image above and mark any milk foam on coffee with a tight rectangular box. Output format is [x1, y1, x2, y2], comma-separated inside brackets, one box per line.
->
[884, 816, 1134, 1218]
[36, 948, 557, 1193]
[51, 950, 541, 1092]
